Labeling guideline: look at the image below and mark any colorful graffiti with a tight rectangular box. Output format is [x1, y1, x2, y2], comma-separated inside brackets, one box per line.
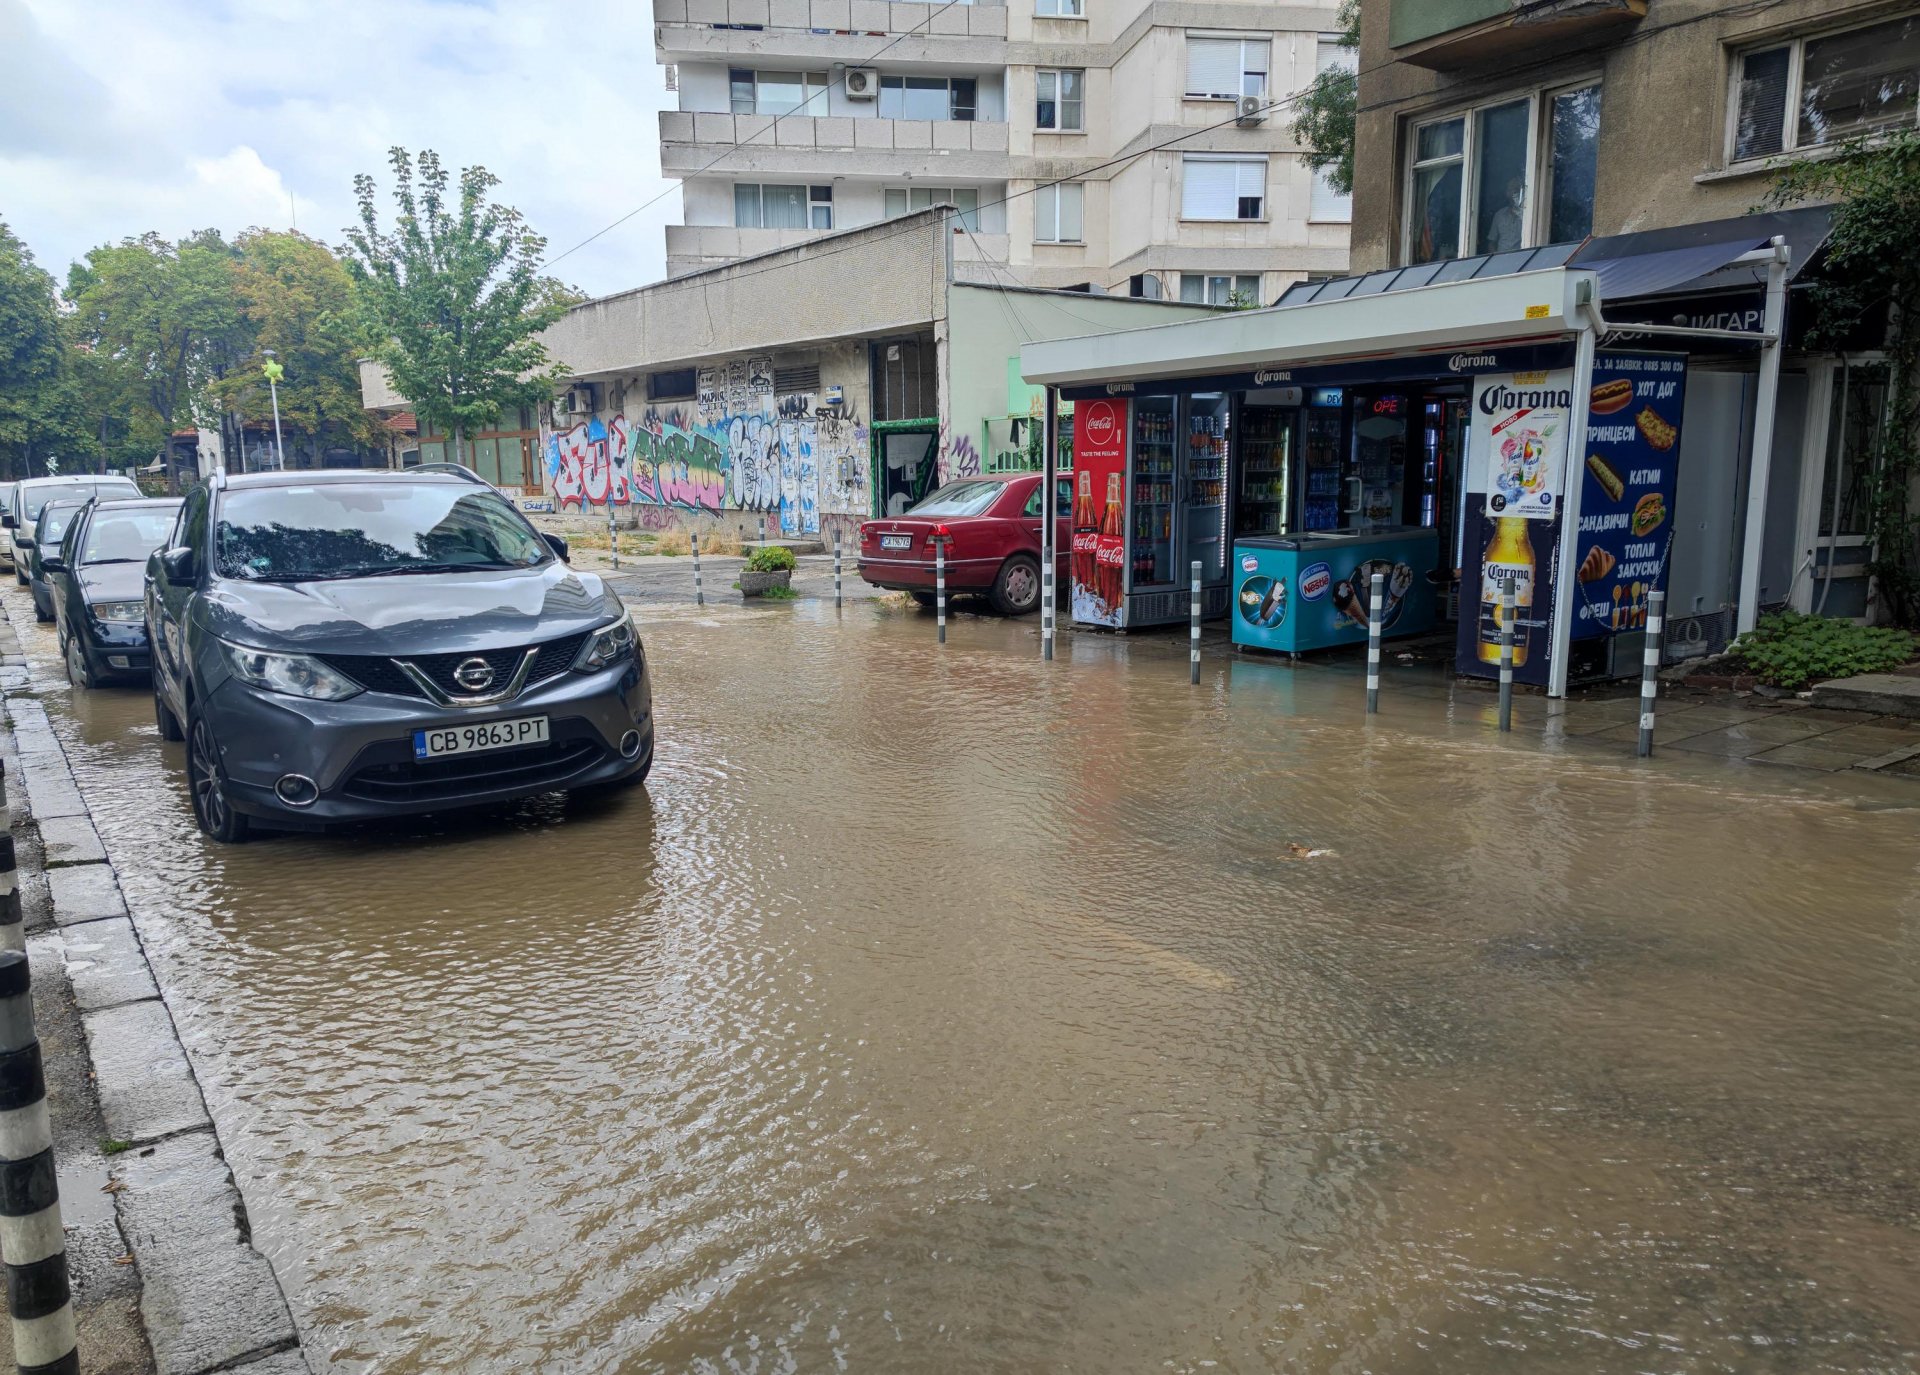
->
[543, 358, 870, 532]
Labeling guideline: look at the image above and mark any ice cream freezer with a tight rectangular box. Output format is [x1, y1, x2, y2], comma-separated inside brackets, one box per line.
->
[1231, 528, 1440, 654]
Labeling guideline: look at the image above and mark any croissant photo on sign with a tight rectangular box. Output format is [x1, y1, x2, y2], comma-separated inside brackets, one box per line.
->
[1577, 546, 1617, 584]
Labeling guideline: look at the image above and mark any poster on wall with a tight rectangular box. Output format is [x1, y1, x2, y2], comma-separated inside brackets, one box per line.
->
[1568, 353, 1688, 640]
[1070, 398, 1128, 628]
[1468, 369, 1573, 521]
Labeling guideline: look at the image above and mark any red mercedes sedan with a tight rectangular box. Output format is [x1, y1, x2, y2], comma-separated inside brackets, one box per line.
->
[857, 473, 1070, 615]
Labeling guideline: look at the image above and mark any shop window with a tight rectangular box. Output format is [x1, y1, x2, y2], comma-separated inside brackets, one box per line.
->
[1185, 36, 1269, 101]
[1403, 81, 1600, 264]
[1178, 273, 1261, 307]
[1037, 69, 1084, 131]
[729, 69, 830, 117]
[1035, 182, 1085, 243]
[734, 183, 809, 228]
[879, 74, 977, 121]
[1036, 0, 1084, 16]
[1182, 155, 1266, 221]
[884, 186, 980, 230]
[1733, 16, 1920, 163]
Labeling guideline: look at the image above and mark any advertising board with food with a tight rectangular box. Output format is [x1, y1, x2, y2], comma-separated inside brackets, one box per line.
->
[1569, 353, 1687, 640]
[1468, 369, 1573, 522]
[1071, 398, 1129, 628]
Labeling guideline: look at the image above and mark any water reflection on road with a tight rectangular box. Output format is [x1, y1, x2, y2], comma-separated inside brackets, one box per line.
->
[16, 587, 1920, 1373]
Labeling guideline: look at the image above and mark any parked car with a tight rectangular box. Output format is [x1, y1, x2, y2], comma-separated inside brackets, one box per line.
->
[0, 486, 18, 576]
[4, 475, 142, 583]
[856, 473, 1071, 615]
[27, 498, 91, 621]
[44, 497, 183, 687]
[147, 468, 652, 842]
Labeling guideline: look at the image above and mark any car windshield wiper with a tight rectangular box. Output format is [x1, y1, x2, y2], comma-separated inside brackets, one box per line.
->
[349, 561, 522, 577]
[80, 557, 142, 565]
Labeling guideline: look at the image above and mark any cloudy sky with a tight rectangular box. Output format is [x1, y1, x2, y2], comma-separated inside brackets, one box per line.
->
[0, 0, 677, 296]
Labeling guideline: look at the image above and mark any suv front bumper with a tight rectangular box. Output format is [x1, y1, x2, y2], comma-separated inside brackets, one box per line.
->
[205, 652, 653, 824]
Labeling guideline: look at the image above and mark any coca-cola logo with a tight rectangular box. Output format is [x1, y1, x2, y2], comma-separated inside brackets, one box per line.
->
[1084, 402, 1118, 447]
[1072, 530, 1099, 552]
[1095, 542, 1125, 568]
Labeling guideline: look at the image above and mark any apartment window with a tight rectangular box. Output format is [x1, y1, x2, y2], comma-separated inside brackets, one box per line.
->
[1404, 81, 1600, 264]
[1309, 34, 1355, 222]
[1732, 15, 1920, 163]
[1036, 69, 1084, 131]
[729, 69, 830, 116]
[1036, 0, 1084, 15]
[879, 75, 977, 121]
[1182, 155, 1266, 220]
[1185, 37, 1269, 100]
[1129, 273, 1164, 299]
[885, 186, 981, 230]
[1179, 273, 1261, 306]
[1034, 182, 1085, 242]
[734, 183, 810, 228]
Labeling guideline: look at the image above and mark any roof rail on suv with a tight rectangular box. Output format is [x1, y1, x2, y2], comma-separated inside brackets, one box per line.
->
[409, 463, 491, 485]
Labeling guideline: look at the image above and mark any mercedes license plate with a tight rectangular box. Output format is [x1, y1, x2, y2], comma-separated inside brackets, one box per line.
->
[880, 534, 913, 550]
[413, 716, 549, 760]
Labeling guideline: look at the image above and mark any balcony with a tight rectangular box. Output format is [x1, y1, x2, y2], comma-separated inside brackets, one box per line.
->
[1390, 0, 1646, 70]
[668, 223, 1010, 276]
[659, 111, 1011, 178]
[656, 0, 1006, 63]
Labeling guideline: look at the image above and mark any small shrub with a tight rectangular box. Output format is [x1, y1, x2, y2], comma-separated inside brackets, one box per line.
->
[655, 529, 690, 556]
[1730, 610, 1918, 689]
[756, 584, 799, 600]
[745, 544, 797, 573]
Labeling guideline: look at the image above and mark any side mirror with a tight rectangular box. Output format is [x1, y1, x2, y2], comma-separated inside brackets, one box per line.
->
[15, 537, 32, 550]
[160, 546, 195, 585]
[1, 514, 15, 529]
[39, 556, 63, 574]
[543, 532, 570, 562]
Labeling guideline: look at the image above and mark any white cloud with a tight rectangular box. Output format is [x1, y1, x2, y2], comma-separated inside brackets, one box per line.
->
[0, 0, 680, 294]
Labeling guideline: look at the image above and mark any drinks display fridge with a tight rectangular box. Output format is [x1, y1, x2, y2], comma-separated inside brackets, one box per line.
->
[1235, 403, 1292, 539]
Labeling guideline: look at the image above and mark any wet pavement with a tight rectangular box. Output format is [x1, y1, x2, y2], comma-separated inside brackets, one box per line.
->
[7, 579, 1920, 1373]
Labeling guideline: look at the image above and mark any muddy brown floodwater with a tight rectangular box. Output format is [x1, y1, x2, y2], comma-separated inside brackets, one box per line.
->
[13, 584, 1920, 1373]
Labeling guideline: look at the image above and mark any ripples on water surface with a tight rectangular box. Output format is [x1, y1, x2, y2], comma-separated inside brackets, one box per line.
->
[21, 594, 1920, 1373]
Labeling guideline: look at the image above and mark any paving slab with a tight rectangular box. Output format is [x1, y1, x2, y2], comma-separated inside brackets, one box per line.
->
[1856, 741, 1920, 771]
[1810, 671, 1920, 718]
[37, 813, 107, 865]
[61, 917, 160, 1012]
[1660, 727, 1786, 759]
[1811, 721, 1920, 752]
[82, 1000, 210, 1144]
[1747, 742, 1867, 772]
[21, 768, 88, 820]
[113, 1131, 299, 1375]
[232, 1351, 312, 1375]
[47, 861, 129, 925]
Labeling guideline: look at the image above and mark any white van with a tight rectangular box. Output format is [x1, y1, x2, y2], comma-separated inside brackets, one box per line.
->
[4, 475, 142, 584]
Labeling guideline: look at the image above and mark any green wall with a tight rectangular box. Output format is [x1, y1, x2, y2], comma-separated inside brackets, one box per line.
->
[1388, 0, 1509, 48]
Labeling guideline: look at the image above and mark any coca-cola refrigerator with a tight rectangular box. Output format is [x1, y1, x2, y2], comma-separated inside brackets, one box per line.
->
[1069, 393, 1233, 630]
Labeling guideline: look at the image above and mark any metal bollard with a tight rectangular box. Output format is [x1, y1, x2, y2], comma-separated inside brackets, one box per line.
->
[1365, 572, 1384, 714]
[608, 505, 619, 571]
[1042, 558, 1055, 662]
[1189, 560, 1202, 685]
[0, 832, 20, 956]
[757, 516, 767, 547]
[0, 951, 78, 1375]
[1638, 589, 1666, 758]
[690, 531, 704, 607]
[833, 535, 843, 608]
[935, 539, 947, 645]
[1498, 575, 1515, 733]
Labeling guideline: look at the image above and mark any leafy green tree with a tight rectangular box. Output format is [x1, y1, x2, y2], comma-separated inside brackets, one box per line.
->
[1292, 0, 1359, 196]
[344, 147, 570, 466]
[0, 221, 67, 477]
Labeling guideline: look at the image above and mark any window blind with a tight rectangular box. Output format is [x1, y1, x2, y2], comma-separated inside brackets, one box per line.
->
[1182, 157, 1264, 218]
[1186, 38, 1240, 98]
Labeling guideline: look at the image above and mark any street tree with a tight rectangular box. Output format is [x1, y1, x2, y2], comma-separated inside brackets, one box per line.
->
[344, 147, 570, 466]
[1292, 0, 1359, 196]
[0, 221, 67, 477]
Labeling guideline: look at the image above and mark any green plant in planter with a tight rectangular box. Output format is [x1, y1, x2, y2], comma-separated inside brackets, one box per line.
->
[744, 544, 797, 574]
[1731, 610, 1917, 690]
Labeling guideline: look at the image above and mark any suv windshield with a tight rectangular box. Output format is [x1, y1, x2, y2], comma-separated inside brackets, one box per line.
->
[909, 481, 1004, 518]
[81, 508, 179, 565]
[215, 482, 550, 581]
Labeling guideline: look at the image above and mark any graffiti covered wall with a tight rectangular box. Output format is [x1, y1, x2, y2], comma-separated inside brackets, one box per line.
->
[543, 353, 871, 533]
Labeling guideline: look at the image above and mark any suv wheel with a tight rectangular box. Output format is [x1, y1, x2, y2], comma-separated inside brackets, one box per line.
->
[154, 682, 184, 742]
[186, 711, 249, 843]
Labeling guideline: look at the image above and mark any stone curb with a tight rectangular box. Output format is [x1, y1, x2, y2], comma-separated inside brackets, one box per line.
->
[0, 607, 310, 1375]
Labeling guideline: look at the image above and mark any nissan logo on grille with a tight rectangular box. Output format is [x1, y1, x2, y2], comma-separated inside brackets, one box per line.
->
[453, 657, 496, 692]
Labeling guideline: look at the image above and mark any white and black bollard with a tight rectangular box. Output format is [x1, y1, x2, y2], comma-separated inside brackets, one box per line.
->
[1497, 575, 1515, 733]
[608, 504, 619, 571]
[690, 531, 704, 607]
[0, 831, 20, 956]
[1365, 572, 1384, 715]
[757, 515, 767, 548]
[1638, 589, 1666, 759]
[833, 535, 843, 609]
[935, 538, 947, 645]
[1042, 557, 1055, 662]
[1189, 560, 1202, 685]
[0, 951, 78, 1375]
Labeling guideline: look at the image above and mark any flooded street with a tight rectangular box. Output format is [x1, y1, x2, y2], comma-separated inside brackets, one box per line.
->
[12, 585, 1920, 1373]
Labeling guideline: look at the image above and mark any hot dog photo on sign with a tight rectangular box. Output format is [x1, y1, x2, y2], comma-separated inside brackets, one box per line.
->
[1570, 354, 1688, 640]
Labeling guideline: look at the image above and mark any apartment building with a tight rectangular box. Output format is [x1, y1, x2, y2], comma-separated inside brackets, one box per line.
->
[653, 0, 1353, 301]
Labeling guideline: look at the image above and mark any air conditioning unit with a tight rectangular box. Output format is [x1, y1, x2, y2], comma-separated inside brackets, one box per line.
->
[564, 385, 596, 415]
[1236, 94, 1266, 126]
[845, 67, 879, 100]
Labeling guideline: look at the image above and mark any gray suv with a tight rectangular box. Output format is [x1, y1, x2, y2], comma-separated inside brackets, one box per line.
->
[147, 468, 653, 842]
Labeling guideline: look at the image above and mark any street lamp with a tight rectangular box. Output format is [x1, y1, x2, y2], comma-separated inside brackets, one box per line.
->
[261, 352, 287, 471]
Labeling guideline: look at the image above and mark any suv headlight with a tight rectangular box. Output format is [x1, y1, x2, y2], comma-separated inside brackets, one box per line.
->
[574, 613, 637, 672]
[220, 643, 361, 701]
[90, 600, 145, 624]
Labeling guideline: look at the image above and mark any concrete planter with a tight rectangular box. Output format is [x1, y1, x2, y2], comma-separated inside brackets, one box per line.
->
[739, 569, 792, 597]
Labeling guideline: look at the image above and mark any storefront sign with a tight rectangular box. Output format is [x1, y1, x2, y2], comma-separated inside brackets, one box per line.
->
[1468, 369, 1574, 521]
[1568, 353, 1688, 640]
[1057, 341, 1577, 402]
[1070, 398, 1129, 628]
